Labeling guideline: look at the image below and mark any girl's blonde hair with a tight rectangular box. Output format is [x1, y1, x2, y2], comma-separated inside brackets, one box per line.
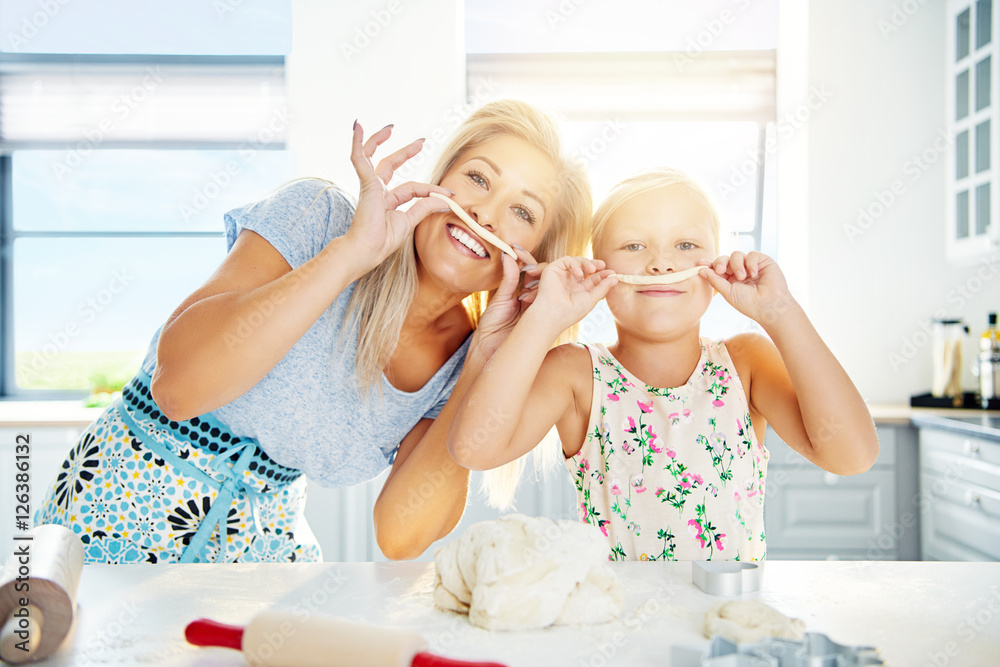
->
[344, 99, 592, 507]
[591, 168, 722, 257]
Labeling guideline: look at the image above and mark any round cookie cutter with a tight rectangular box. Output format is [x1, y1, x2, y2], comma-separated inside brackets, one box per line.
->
[692, 562, 762, 596]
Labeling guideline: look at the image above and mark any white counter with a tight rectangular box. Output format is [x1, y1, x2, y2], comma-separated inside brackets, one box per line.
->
[33, 560, 1000, 666]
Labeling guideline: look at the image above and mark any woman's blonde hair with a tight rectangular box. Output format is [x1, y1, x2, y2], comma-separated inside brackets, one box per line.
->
[591, 167, 722, 257]
[344, 100, 592, 507]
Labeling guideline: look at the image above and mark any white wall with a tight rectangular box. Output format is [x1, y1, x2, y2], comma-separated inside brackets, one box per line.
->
[287, 0, 465, 188]
[807, 0, 997, 403]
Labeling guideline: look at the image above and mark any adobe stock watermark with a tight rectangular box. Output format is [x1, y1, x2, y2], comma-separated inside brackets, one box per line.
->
[73, 600, 141, 666]
[393, 76, 500, 183]
[673, 0, 755, 72]
[5, 0, 71, 52]
[395, 406, 513, 521]
[877, 0, 931, 40]
[579, 579, 680, 667]
[716, 85, 834, 202]
[844, 128, 954, 243]
[340, 0, 403, 63]
[52, 66, 166, 182]
[242, 567, 349, 667]
[887, 251, 1000, 371]
[921, 587, 1000, 667]
[545, 0, 590, 31]
[178, 106, 293, 222]
[21, 268, 135, 382]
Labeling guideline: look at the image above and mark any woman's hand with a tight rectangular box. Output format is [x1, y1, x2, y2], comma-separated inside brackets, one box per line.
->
[698, 251, 796, 328]
[343, 122, 454, 272]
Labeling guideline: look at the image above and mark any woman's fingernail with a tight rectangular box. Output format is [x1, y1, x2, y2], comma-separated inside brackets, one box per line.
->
[416, 137, 426, 143]
[434, 208, 450, 213]
[353, 119, 358, 130]
[520, 264, 537, 273]
[443, 188, 455, 195]
[525, 280, 540, 289]
[512, 243, 526, 251]
[518, 292, 531, 301]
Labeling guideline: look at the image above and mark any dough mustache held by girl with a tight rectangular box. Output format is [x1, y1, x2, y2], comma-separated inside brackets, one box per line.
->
[447, 168, 879, 562]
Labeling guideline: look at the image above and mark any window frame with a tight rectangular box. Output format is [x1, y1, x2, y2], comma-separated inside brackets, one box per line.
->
[0, 53, 286, 400]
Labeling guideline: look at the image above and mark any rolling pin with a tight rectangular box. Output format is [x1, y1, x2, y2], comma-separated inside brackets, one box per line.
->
[0, 524, 84, 664]
[186, 611, 506, 667]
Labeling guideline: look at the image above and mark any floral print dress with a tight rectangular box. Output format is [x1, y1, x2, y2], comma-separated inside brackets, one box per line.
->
[564, 340, 768, 561]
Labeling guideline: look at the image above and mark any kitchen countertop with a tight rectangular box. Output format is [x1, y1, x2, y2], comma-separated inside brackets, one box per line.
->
[31, 560, 1000, 666]
[910, 412, 1000, 443]
[1, 400, 995, 428]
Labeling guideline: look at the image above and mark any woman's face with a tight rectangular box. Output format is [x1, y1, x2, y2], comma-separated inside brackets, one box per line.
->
[596, 186, 718, 341]
[414, 134, 559, 294]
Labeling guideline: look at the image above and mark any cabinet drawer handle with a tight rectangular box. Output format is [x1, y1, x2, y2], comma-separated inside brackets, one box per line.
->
[963, 439, 981, 455]
[965, 490, 982, 506]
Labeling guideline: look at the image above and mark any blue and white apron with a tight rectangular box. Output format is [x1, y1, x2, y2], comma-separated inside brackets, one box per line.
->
[35, 371, 322, 564]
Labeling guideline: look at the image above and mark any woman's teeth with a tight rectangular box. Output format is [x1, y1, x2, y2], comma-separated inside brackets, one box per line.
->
[449, 226, 488, 258]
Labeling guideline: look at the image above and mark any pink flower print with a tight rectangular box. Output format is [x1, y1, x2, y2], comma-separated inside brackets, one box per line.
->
[637, 399, 653, 414]
[668, 411, 680, 425]
[687, 519, 702, 537]
[607, 393, 620, 402]
[712, 399, 725, 408]
[691, 473, 703, 485]
[630, 473, 646, 493]
[579, 503, 589, 520]
[600, 524, 609, 537]
[734, 490, 742, 502]
[626, 416, 636, 431]
[650, 441, 663, 454]
[610, 478, 623, 496]
[716, 370, 730, 384]
[665, 447, 677, 459]
[582, 459, 590, 471]
[715, 534, 727, 551]
[682, 408, 693, 424]
[622, 441, 635, 455]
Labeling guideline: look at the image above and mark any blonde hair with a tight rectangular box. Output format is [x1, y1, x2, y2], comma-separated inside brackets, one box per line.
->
[591, 168, 722, 257]
[343, 100, 592, 507]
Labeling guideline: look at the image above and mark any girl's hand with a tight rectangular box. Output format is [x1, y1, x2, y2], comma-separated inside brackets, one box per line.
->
[343, 122, 454, 272]
[468, 246, 541, 365]
[698, 251, 797, 327]
[521, 256, 618, 329]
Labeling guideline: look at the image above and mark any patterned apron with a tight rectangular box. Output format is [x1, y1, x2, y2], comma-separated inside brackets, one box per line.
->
[35, 371, 322, 564]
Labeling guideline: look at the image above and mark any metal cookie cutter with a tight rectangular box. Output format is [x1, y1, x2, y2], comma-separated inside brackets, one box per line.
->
[671, 633, 885, 666]
[692, 561, 762, 596]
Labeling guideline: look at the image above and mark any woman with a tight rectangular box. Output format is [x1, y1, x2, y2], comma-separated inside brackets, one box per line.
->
[35, 100, 592, 563]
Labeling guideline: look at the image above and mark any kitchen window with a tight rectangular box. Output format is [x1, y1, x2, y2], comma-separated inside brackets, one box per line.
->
[0, 1, 293, 398]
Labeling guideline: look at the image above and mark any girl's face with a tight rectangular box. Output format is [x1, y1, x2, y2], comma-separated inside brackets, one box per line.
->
[595, 186, 718, 340]
[414, 134, 559, 294]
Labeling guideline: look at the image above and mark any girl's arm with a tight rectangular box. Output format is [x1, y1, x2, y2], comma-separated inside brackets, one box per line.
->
[448, 256, 618, 470]
[372, 256, 613, 559]
[701, 252, 878, 475]
[152, 124, 451, 420]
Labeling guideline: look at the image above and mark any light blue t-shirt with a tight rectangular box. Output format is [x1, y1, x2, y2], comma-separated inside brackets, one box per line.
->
[142, 179, 470, 487]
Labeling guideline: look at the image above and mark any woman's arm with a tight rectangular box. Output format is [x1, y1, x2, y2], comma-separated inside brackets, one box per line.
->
[701, 253, 879, 475]
[152, 124, 451, 420]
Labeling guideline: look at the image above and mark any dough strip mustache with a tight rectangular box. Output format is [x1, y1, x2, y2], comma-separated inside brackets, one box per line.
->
[429, 192, 518, 259]
[614, 265, 706, 285]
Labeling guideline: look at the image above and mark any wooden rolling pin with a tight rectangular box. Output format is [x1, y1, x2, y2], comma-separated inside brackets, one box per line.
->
[0, 524, 84, 664]
[186, 611, 507, 667]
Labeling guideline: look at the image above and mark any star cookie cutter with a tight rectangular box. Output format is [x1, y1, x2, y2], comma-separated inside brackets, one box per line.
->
[671, 633, 885, 666]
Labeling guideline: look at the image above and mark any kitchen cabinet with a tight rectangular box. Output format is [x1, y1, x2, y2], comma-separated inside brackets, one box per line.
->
[912, 414, 1000, 560]
[947, 0, 1000, 264]
[762, 424, 920, 561]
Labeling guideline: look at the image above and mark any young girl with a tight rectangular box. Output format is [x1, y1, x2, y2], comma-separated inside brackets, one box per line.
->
[447, 168, 878, 561]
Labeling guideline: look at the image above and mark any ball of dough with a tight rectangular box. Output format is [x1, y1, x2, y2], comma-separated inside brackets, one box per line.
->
[702, 599, 806, 644]
[434, 514, 624, 631]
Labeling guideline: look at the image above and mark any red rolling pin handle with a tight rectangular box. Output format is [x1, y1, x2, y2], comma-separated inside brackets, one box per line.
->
[185, 618, 245, 651]
[412, 653, 507, 667]
[185, 618, 508, 667]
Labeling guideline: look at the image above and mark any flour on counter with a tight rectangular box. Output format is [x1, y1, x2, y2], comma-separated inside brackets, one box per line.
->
[433, 514, 624, 631]
[702, 599, 806, 643]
